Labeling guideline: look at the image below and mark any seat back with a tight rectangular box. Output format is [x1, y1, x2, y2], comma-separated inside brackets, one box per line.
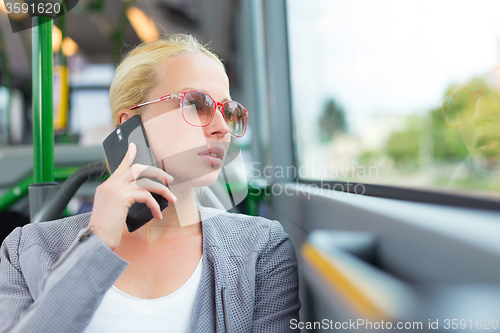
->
[197, 186, 227, 210]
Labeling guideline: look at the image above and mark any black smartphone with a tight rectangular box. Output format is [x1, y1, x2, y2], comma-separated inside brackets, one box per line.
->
[102, 115, 169, 232]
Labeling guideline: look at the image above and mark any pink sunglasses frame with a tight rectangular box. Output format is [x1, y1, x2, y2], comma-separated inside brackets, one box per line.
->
[129, 89, 248, 137]
[440, 86, 500, 127]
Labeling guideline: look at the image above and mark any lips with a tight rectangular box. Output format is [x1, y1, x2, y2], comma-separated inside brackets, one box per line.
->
[476, 134, 500, 149]
[197, 146, 225, 160]
[197, 146, 224, 168]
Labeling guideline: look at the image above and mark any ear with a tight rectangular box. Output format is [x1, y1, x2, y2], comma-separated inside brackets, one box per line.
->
[117, 109, 135, 126]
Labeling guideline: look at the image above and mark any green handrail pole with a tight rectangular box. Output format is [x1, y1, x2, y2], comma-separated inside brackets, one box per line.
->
[32, 16, 54, 183]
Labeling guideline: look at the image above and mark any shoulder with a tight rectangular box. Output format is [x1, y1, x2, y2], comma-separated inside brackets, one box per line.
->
[4, 213, 92, 256]
[198, 206, 288, 255]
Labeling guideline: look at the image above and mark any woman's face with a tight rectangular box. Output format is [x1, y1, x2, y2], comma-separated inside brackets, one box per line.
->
[455, 82, 500, 170]
[139, 51, 232, 189]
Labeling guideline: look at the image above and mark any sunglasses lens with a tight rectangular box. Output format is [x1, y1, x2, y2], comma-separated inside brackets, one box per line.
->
[182, 90, 247, 136]
[183, 91, 214, 126]
[224, 101, 247, 137]
[442, 91, 473, 127]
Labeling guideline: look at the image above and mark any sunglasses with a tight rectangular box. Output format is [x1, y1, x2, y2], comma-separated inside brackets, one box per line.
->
[441, 86, 500, 127]
[129, 90, 248, 137]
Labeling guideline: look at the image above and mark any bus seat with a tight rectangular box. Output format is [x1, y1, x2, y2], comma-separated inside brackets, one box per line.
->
[30, 162, 230, 223]
[197, 185, 227, 210]
[0, 145, 105, 215]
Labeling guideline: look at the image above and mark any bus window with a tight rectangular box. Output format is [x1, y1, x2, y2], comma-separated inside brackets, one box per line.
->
[69, 64, 115, 145]
[287, 0, 500, 201]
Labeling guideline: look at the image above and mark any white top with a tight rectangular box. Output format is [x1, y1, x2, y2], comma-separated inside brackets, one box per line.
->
[84, 256, 203, 333]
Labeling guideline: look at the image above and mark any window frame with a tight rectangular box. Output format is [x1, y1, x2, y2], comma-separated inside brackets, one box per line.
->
[276, 0, 500, 210]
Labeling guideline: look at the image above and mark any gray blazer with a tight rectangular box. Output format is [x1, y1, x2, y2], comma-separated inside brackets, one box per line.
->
[0, 205, 300, 332]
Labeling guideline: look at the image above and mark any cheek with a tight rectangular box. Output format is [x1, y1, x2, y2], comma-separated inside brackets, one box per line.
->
[143, 109, 207, 162]
[457, 122, 477, 150]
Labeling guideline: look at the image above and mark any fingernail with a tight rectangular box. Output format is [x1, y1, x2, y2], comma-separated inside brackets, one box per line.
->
[167, 175, 174, 182]
[173, 194, 178, 202]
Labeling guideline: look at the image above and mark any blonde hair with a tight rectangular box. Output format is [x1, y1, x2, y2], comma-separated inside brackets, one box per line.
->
[109, 33, 224, 128]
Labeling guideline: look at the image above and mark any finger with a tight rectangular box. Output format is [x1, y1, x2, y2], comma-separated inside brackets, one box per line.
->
[134, 178, 177, 203]
[124, 164, 174, 184]
[116, 143, 137, 171]
[132, 190, 164, 220]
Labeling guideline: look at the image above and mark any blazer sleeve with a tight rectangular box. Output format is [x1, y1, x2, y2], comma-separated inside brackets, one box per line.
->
[0, 226, 129, 333]
[252, 220, 301, 332]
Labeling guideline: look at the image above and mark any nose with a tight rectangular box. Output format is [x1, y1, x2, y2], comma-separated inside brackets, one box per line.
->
[207, 103, 230, 137]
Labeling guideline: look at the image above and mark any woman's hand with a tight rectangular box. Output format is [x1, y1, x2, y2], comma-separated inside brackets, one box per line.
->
[88, 143, 176, 250]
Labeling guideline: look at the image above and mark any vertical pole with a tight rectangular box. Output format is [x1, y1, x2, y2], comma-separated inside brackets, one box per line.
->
[54, 11, 70, 133]
[58, 12, 66, 67]
[0, 25, 12, 144]
[32, 16, 54, 183]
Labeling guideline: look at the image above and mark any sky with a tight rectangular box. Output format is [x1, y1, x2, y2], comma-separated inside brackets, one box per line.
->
[287, 0, 500, 135]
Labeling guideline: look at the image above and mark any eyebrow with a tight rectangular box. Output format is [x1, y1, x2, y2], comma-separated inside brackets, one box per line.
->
[179, 88, 231, 103]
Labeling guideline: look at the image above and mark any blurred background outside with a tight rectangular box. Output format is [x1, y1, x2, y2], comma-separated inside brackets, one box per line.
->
[288, 0, 500, 200]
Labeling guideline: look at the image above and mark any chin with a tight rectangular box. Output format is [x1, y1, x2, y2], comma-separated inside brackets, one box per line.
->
[195, 171, 221, 187]
[171, 169, 221, 190]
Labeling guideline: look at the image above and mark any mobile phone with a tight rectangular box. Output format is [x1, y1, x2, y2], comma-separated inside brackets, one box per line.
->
[102, 115, 169, 232]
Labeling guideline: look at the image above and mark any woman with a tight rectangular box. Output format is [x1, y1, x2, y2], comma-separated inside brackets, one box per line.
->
[0, 34, 301, 332]
[442, 76, 500, 192]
